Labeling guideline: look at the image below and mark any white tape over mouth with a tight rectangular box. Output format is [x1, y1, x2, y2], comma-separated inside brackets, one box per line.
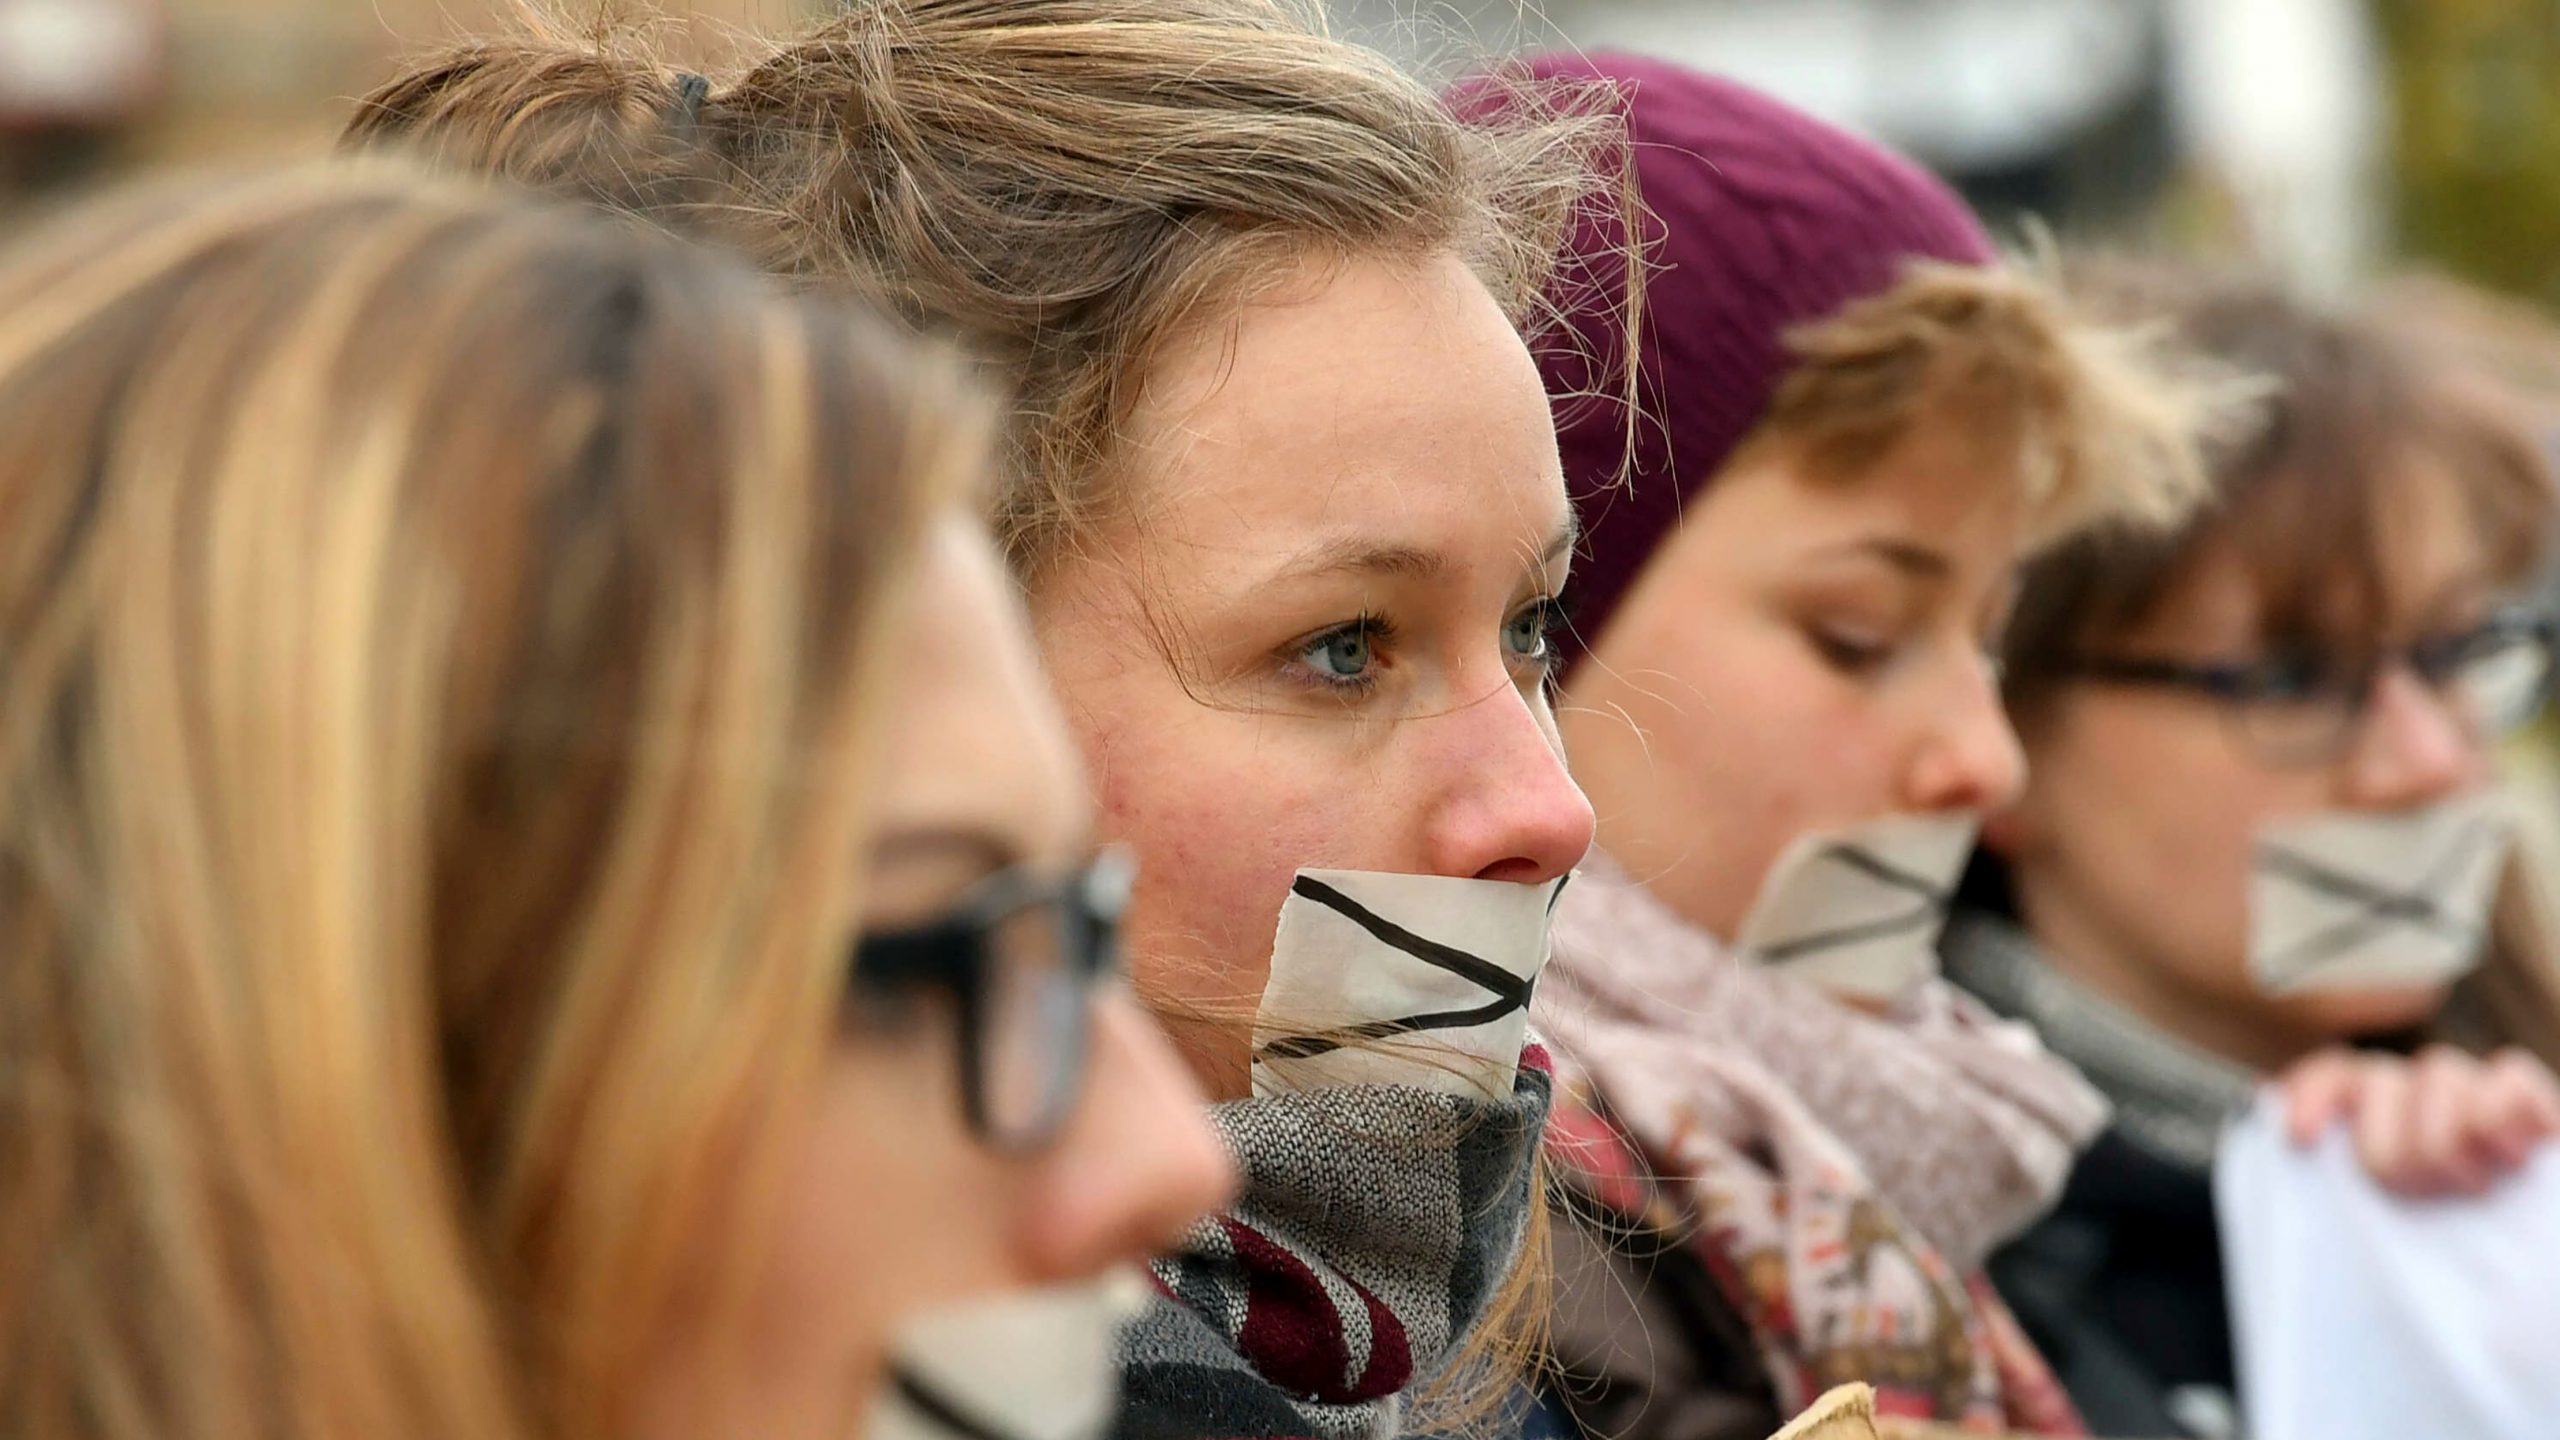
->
[1249, 868, 1569, 1099]
[1734, 812, 1981, 1003]
[2249, 790, 2512, 996]
[866, 1268, 1153, 1440]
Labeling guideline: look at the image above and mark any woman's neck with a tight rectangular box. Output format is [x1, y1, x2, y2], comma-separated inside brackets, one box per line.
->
[2010, 876, 2315, 1075]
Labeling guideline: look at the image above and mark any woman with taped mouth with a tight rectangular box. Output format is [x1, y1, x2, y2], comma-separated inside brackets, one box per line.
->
[347, 3, 1632, 1436]
[1451, 53, 2228, 1439]
[1943, 265, 2560, 1438]
[0, 165, 1233, 1440]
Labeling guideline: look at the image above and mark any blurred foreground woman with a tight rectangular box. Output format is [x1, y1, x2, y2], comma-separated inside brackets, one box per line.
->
[0, 165, 1229, 1440]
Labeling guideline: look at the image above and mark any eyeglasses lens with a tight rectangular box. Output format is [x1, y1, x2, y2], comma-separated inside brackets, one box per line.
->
[2452, 632, 2554, 737]
[2237, 686, 2360, 766]
[978, 896, 1089, 1145]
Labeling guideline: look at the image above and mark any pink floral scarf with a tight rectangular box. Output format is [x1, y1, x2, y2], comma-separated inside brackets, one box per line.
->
[1535, 854, 2101, 1432]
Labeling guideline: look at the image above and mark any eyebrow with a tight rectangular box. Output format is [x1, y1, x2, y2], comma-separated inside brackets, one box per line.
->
[1299, 541, 1446, 581]
[1813, 536, 1953, 581]
[1280, 515, 1582, 584]
[1548, 512, 1582, 566]
[869, 826, 1028, 877]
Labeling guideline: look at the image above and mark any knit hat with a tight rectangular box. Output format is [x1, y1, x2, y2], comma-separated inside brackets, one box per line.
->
[1501, 52, 1996, 667]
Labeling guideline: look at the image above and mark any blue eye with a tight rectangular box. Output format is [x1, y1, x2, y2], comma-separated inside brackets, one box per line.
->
[1290, 617, 1386, 690]
[1504, 604, 1546, 660]
[1505, 596, 1570, 669]
[1308, 627, 1372, 677]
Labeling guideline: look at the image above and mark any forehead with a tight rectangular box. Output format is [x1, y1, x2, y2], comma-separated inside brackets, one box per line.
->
[1715, 411, 2034, 566]
[869, 517, 1087, 855]
[1810, 414, 2033, 532]
[2135, 455, 2514, 650]
[1110, 250, 1570, 575]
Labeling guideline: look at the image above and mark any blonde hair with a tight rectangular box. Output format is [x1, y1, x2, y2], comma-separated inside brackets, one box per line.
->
[0, 164, 986, 1440]
[343, 0, 1632, 575]
[1746, 257, 2239, 547]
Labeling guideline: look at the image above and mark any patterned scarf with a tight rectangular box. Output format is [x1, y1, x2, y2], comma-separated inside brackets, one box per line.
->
[1112, 1048, 1553, 1440]
[1538, 861, 2090, 1435]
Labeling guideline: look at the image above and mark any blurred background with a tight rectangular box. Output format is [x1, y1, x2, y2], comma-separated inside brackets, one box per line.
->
[5, 0, 2560, 599]
[0, 0, 814, 191]
[3, 0, 2555, 309]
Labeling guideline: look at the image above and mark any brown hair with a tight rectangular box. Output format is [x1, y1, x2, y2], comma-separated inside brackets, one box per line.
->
[343, 0, 1632, 577]
[1744, 257, 2228, 549]
[2002, 264, 2554, 690]
[0, 164, 984, 1440]
[1994, 261, 2560, 1067]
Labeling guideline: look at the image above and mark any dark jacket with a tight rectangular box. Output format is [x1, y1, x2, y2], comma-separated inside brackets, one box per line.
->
[1943, 907, 2255, 1440]
[1988, 1128, 2236, 1440]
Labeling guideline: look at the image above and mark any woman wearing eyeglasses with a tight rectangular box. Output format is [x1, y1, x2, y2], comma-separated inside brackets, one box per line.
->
[1946, 265, 2560, 1439]
[0, 165, 1230, 1440]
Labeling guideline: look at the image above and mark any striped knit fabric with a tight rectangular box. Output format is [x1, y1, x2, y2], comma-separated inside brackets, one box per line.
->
[1112, 1047, 1554, 1440]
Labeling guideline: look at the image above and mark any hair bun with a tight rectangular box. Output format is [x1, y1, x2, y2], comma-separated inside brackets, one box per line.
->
[344, 38, 723, 220]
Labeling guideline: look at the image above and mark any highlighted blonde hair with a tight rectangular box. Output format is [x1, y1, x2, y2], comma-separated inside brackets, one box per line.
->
[1749, 256, 2241, 548]
[0, 165, 986, 1440]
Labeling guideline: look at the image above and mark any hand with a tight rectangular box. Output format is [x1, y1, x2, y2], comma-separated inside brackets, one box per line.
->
[2279, 1044, 2560, 1196]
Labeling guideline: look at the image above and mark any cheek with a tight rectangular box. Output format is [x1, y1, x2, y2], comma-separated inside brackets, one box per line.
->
[1600, 619, 1919, 934]
[1039, 589, 1419, 1087]
[772, 1049, 1017, 1342]
[2080, 717, 2257, 863]
[1076, 702, 1404, 1089]
[639, 1040, 1019, 1440]
[2033, 707, 2302, 981]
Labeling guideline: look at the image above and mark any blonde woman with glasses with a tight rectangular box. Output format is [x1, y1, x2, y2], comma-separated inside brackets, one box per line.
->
[0, 164, 1229, 1440]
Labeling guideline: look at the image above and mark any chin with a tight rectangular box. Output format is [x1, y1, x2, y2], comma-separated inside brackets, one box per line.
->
[2283, 982, 2457, 1043]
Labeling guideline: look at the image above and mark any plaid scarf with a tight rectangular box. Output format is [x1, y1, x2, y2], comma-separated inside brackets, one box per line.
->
[1112, 1047, 1553, 1440]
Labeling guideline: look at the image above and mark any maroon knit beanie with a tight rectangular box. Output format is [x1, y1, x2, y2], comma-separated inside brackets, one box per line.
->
[1492, 52, 1996, 669]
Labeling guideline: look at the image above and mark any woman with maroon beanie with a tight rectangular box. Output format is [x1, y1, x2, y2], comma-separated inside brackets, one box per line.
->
[1483, 50, 2560, 1440]
[1467, 52, 2219, 1438]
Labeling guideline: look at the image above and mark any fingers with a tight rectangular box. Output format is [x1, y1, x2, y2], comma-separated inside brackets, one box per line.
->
[2278, 1045, 2560, 1195]
[2404, 1047, 2490, 1196]
[2473, 1049, 2560, 1171]
[2348, 1055, 2420, 1189]
[2305, 1046, 2560, 1196]
[2280, 1047, 2362, 1145]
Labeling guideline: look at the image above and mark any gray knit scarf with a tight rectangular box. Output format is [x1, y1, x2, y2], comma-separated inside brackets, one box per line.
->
[1111, 1047, 1553, 1440]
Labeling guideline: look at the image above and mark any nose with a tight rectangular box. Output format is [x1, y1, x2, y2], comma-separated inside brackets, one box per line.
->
[1015, 993, 1235, 1282]
[2343, 664, 2480, 808]
[1421, 685, 1596, 884]
[1899, 651, 2028, 815]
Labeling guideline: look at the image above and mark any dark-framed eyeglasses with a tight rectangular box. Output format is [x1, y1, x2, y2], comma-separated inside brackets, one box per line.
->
[2058, 608, 2559, 768]
[848, 848, 1135, 1151]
